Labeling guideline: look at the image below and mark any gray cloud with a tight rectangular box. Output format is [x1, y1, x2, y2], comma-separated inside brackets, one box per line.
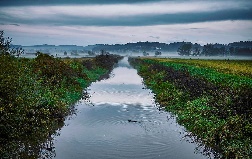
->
[9, 24, 20, 26]
[149, 36, 160, 39]
[0, 22, 19, 26]
[0, 0, 165, 6]
[1, 8, 251, 26]
[190, 28, 204, 30]
[1, 0, 251, 45]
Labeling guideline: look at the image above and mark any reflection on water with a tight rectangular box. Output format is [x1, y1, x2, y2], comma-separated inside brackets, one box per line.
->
[87, 62, 153, 106]
[1, 120, 61, 159]
[0, 101, 79, 158]
[53, 57, 214, 159]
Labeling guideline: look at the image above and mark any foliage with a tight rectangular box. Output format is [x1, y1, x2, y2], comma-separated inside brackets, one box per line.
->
[94, 53, 122, 70]
[177, 41, 252, 57]
[201, 44, 226, 56]
[0, 31, 24, 56]
[192, 45, 201, 56]
[155, 51, 162, 56]
[0, 40, 122, 158]
[143, 51, 149, 56]
[177, 43, 192, 56]
[129, 57, 252, 158]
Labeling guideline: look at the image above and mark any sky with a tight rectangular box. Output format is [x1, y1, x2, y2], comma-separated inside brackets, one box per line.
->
[0, 0, 252, 46]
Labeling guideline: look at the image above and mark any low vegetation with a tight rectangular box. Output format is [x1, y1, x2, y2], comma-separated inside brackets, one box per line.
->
[129, 57, 252, 159]
[0, 31, 122, 158]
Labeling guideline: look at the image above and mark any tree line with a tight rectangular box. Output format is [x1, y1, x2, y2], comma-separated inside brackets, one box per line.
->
[178, 42, 252, 56]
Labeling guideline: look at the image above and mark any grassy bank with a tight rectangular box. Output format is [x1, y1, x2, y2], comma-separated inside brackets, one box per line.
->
[129, 57, 252, 159]
[0, 53, 122, 158]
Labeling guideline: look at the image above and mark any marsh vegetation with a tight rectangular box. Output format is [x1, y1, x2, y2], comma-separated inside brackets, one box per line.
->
[129, 57, 252, 158]
[0, 32, 122, 158]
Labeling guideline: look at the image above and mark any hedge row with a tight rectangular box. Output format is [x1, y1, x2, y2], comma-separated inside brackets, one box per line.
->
[0, 53, 122, 158]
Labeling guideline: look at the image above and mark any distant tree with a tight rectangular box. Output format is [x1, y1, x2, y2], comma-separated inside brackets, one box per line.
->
[0, 31, 10, 55]
[192, 47, 201, 56]
[155, 51, 162, 56]
[101, 49, 106, 55]
[143, 51, 149, 56]
[219, 47, 226, 56]
[235, 47, 252, 56]
[229, 47, 241, 56]
[0, 31, 23, 57]
[202, 44, 215, 56]
[202, 44, 226, 56]
[177, 43, 192, 56]
[88, 51, 95, 56]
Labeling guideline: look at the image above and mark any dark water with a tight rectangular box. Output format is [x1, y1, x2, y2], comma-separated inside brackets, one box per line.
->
[53, 57, 210, 159]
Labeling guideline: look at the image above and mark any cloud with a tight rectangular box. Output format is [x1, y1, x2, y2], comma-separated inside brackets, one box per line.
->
[0, 23, 20, 26]
[10, 24, 20, 26]
[2, 20, 252, 45]
[2, 1, 247, 18]
[149, 36, 160, 39]
[1, 7, 251, 26]
[0, 0, 164, 6]
[0, 0, 251, 45]
[189, 28, 204, 30]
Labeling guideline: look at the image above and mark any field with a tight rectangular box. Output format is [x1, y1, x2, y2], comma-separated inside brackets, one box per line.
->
[129, 57, 252, 158]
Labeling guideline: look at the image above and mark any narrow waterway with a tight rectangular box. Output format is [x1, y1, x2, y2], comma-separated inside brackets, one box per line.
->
[53, 57, 209, 159]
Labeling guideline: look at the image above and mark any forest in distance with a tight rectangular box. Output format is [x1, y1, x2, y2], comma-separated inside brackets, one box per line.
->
[12, 40, 252, 58]
[91, 41, 252, 57]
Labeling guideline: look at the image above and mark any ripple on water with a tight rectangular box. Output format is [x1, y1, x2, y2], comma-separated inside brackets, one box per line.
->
[54, 57, 211, 159]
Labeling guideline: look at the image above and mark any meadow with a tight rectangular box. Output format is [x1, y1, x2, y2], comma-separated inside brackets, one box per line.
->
[129, 57, 252, 158]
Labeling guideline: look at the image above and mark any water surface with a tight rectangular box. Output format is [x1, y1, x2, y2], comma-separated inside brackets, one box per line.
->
[53, 57, 210, 159]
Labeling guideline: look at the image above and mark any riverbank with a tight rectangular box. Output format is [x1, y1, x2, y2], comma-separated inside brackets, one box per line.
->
[0, 53, 122, 158]
[129, 57, 252, 158]
[52, 57, 209, 159]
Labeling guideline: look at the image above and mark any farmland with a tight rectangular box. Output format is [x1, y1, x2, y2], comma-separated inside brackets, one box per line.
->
[129, 57, 252, 158]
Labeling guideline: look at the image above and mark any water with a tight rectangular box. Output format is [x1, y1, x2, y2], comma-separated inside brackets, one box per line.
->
[53, 57, 209, 159]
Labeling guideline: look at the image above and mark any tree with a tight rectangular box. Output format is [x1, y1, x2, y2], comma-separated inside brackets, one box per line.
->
[177, 43, 192, 56]
[219, 47, 226, 56]
[0, 30, 11, 55]
[88, 51, 95, 56]
[192, 47, 201, 56]
[0, 30, 24, 57]
[229, 47, 235, 56]
[155, 51, 162, 56]
[202, 44, 225, 56]
[100, 49, 106, 55]
[143, 51, 149, 56]
[202, 44, 215, 56]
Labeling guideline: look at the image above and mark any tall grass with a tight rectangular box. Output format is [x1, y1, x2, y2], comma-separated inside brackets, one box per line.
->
[129, 57, 252, 158]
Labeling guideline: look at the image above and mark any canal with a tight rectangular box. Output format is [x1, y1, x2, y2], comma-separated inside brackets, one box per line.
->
[53, 57, 210, 159]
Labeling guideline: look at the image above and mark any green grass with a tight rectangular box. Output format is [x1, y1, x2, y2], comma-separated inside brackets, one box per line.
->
[129, 57, 252, 159]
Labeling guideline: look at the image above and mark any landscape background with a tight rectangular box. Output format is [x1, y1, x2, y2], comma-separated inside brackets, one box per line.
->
[12, 40, 252, 58]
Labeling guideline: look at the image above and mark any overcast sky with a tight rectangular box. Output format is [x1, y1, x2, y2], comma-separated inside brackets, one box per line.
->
[0, 0, 252, 46]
